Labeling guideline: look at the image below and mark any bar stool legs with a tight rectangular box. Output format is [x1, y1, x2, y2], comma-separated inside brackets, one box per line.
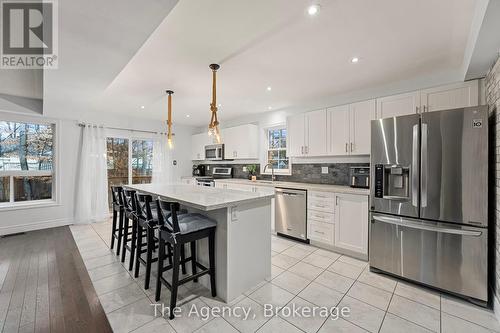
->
[111, 208, 117, 250]
[121, 217, 129, 263]
[170, 244, 181, 319]
[208, 231, 216, 297]
[116, 211, 123, 256]
[190, 241, 197, 282]
[155, 237, 165, 302]
[144, 226, 154, 289]
[129, 220, 137, 271]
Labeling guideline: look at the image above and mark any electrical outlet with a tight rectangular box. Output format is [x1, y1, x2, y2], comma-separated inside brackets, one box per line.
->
[242, 166, 247, 172]
[231, 207, 238, 221]
[321, 166, 329, 174]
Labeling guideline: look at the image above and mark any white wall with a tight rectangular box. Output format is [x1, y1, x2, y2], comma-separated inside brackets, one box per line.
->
[0, 109, 195, 235]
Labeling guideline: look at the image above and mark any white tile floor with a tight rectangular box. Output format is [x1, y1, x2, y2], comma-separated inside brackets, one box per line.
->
[70, 221, 500, 333]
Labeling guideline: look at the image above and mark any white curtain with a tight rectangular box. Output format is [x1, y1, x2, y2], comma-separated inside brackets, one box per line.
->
[74, 125, 109, 223]
[152, 133, 173, 184]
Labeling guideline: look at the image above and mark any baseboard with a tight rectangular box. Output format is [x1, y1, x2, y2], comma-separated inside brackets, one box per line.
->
[0, 218, 73, 236]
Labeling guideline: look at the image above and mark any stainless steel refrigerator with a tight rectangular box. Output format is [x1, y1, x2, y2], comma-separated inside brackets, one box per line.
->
[369, 106, 488, 304]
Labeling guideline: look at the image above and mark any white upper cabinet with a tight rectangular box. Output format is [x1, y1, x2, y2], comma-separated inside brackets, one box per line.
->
[222, 124, 259, 159]
[350, 100, 376, 155]
[306, 110, 327, 156]
[287, 110, 327, 157]
[327, 100, 375, 156]
[327, 105, 350, 155]
[376, 80, 479, 119]
[420, 80, 478, 112]
[376, 91, 420, 119]
[191, 133, 209, 160]
[287, 113, 306, 157]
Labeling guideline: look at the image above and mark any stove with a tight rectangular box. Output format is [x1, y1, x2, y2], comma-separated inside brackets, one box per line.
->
[195, 167, 232, 187]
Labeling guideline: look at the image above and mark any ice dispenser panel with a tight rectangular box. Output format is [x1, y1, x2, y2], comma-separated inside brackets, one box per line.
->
[374, 164, 410, 199]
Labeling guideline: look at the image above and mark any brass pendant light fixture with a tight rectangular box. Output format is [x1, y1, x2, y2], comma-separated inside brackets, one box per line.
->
[166, 90, 174, 149]
[208, 63, 221, 143]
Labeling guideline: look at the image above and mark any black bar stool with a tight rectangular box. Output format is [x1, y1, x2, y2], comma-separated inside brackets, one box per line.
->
[110, 186, 124, 256]
[133, 193, 188, 289]
[155, 199, 217, 319]
[133, 193, 160, 289]
[121, 189, 139, 271]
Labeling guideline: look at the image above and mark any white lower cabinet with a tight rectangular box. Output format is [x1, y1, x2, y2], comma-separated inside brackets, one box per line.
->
[334, 193, 369, 255]
[307, 191, 335, 246]
[308, 221, 334, 244]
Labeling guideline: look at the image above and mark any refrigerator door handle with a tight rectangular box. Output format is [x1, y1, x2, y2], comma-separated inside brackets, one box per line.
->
[372, 215, 482, 236]
[421, 123, 428, 207]
[412, 124, 419, 207]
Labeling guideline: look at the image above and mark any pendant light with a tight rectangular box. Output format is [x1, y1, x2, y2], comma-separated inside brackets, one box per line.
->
[208, 63, 221, 143]
[166, 90, 174, 149]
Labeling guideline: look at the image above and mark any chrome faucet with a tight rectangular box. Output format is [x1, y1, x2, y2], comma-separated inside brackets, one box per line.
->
[263, 163, 276, 182]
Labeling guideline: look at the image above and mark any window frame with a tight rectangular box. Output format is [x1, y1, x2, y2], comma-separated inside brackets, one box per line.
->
[260, 124, 292, 176]
[0, 113, 60, 211]
[105, 130, 154, 186]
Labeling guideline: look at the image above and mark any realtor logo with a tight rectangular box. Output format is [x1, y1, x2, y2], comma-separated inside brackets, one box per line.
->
[1, 0, 58, 68]
[472, 119, 483, 128]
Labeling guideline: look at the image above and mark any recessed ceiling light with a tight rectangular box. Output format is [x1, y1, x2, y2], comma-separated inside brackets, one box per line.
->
[140, 105, 145, 109]
[351, 57, 359, 63]
[268, 106, 273, 110]
[266, 86, 272, 91]
[307, 4, 320, 16]
[186, 114, 190, 118]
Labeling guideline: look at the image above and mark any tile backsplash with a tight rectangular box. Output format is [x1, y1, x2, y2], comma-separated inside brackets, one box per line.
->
[199, 163, 369, 186]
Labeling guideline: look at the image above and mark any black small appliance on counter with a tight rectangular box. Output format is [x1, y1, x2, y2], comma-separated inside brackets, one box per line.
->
[349, 167, 370, 188]
[192, 164, 206, 177]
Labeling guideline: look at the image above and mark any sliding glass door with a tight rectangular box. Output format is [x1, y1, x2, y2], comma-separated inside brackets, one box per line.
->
[106, 137, 153, 206]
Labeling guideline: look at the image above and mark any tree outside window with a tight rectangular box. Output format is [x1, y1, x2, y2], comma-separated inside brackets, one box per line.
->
[0, 121, 54, 204]
[266, 127, 289, 173]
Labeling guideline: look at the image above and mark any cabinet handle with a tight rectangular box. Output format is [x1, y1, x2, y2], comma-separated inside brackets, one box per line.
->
[350, 142, 353, 152]
[336, 197, 339, 205]
[423, 105, 427, 113]
[314, 230, 325, 235]
[301, 146, 304, 154]
[305, 146, 309, 154]
[345, 143, 348, 153]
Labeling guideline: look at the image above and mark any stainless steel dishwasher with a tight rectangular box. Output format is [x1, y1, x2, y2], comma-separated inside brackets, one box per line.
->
[275, 187, 307, 241]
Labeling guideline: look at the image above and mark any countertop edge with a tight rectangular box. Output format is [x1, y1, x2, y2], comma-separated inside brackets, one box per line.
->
[213, 179, 370, 195]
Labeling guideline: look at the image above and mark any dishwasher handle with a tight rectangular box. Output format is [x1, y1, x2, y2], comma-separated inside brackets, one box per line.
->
[275, 188, 306, 197]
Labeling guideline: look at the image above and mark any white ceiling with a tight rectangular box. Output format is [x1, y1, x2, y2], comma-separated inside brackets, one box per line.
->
[45, 0, 482, 126]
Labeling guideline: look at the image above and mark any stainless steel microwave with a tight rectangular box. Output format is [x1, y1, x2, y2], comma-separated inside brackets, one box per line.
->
[205, 144, 224, 160]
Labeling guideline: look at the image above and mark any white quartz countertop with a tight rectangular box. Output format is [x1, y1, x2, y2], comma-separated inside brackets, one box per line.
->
[125, 183, 274, 211]
[213, 178, 370, 195]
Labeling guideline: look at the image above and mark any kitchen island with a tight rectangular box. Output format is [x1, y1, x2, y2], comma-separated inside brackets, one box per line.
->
[125, 183, 274, 302]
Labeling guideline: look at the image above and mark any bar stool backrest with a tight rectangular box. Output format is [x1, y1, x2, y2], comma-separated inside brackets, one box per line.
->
[135, 193, 155, 224]
[111, 186, 123, 206]
[156, 199, 181, 233]
[122, 189, 136, 212]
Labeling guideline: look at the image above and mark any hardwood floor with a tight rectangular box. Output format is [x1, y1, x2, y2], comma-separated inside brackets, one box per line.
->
[0, 227, 112, 333]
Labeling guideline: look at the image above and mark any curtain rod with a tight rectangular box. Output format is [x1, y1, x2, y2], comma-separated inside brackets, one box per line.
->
[76, 122, 174, 136]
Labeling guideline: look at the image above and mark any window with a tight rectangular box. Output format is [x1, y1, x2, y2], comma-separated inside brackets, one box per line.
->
[106, 137, 153, 205]
[0, 121, 55, 205]
[263, 126, 290, 174]
[132, 140, 153, 184]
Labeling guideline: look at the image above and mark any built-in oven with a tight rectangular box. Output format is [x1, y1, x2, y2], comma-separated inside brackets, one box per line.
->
[205, 144, 224, 161]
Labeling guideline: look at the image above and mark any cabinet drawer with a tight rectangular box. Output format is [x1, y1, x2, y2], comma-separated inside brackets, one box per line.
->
[308, 197, 335, 213]
[308, 191, 335, 200]
[308, 211, 334, 224]
[308, 221, 334, 245]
